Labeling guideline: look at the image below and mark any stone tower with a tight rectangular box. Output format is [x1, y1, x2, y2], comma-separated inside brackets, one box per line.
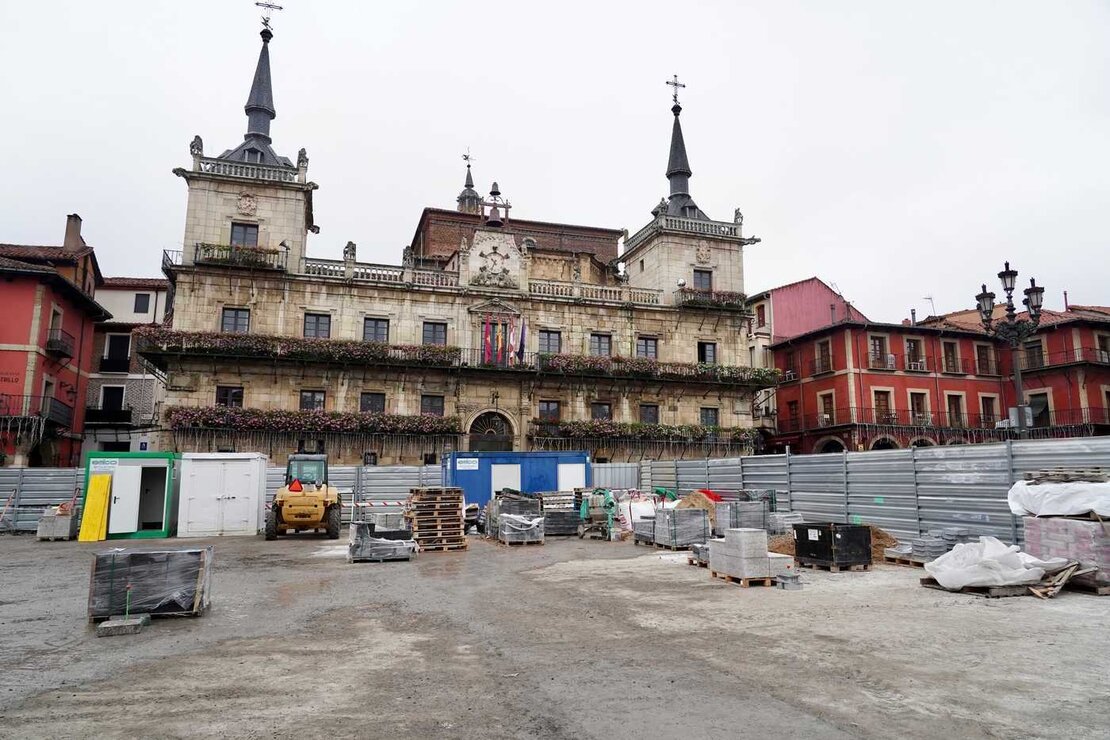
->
[622, 94, 759, 305]
[172, 26, 319, 273]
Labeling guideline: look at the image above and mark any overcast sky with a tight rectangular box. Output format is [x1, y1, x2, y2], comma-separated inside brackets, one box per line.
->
[1, 1, 1107, 321]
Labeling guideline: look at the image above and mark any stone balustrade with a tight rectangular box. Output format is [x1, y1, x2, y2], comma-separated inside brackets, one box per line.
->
[197, 157, 297, 183]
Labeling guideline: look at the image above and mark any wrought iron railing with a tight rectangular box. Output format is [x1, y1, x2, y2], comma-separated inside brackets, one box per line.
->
[674, 288, 749, 311]
[85, 405, 133, 425]
[0, 394, 73, 427]
[1016, 347, 1110, 371]
[810, 356, 834, 375]
[98, 356, 131, 373]
[45, 328, 75, 358]
[193, 243, 288, 270]
[778, 405, 1106, 434]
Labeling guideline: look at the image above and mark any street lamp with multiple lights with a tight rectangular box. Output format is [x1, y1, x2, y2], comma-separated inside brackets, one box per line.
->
[975, 262, 1045, 436]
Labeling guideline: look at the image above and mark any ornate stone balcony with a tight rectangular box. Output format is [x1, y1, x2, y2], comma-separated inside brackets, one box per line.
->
[195, 156, 297, 183]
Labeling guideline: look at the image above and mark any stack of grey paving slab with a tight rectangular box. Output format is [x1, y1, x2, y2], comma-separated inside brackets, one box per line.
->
[654, 508, 709, 548]
[634, 517, 656, 544]
[690, 542, 711, 564]
[713, 501, 770, 536]
[709, 528, 794, 579]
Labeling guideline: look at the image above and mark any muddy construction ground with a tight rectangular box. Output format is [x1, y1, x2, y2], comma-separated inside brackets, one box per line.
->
[0, 533, 1107, 739]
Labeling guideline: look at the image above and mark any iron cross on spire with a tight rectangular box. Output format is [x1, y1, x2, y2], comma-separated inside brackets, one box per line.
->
[255, 1, 284, 31]
[666, 74, 686, 106]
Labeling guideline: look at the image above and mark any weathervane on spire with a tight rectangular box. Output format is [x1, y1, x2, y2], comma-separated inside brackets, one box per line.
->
[255, 1, 284, 31]
[666, 74, 686, 106]
[462, 148, 475, 166]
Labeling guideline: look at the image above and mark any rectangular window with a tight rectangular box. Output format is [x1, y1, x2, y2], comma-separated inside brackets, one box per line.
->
[105, 334, 131, 359]
[980, 396, 997, 426]
[942, 341, 961, 373]
[819, 393, 834, 425]
[639, 404, 659, 424]
[590, 402, 612, 420]
[589, 333, 612, 357]
[693, 269, 712, 291]
[538, 329, 562, 355]
[787, 400, 799, 420]
[420, 395, 445, 417]
[697, 341, 717, 364]
[700, 407, 720, 427]
[359, 392, 385, 413]
[910, 392, 928, 423]
[422, 321, 447, 346]
[817, 340, 832, 373]
[1028, 392, 1050, 427]
[230, 222, 259, 247]
[221, 307, 250, 334]
[784, 351, 796, 374]
[133, 293, 151, 313]
[874, 390, 893, 423]
[363, 318, 389, 343]
[975, 345, 994, 375]
[946, 395, 964, 426]
[905, 338, 923, 364]
[756, 304, 766, 327]
[299, 390, 325, 411]
[869, 336, 890, 368]
[636, 337, 658, 359]
[216, 385, 244, 408]
[303, 313, 331, 339]
[1024, 340, 1044, 369]
[101, 386, 125, 411]
[538, 400, 561, 422]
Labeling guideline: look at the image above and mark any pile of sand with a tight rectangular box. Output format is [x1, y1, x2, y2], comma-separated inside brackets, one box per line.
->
[767, 526, 899, 562]
[675, 491, 717, 529]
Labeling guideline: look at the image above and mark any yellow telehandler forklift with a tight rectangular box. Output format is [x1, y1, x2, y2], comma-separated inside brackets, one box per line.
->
[265, 453, 342, 539]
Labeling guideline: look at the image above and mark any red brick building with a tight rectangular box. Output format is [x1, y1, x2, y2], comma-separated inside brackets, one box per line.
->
[767, 305, 1110, 453]
[0, 215, 111, 466]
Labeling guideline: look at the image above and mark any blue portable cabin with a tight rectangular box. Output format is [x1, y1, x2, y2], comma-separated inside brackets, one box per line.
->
[441, 450, 591, 508]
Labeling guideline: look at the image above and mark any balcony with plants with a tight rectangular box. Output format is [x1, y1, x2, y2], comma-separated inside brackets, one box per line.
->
[165, 405, 462, 437]
[537, 354, 780, 389]
[136, 327, 462, 370]
[192, 243, 288, 271]
[529, 418, 758, 445]
[674, 288, 750, 312]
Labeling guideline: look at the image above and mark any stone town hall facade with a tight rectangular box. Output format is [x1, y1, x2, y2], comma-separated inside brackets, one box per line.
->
[141, 26, 778, 465]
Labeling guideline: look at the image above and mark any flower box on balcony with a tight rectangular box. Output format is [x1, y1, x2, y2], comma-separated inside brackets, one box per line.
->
[675, 288, 750, 311]
[530, 418, 756, 444]
[165, 406, 462, 436]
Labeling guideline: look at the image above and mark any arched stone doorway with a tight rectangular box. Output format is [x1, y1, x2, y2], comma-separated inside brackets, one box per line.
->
[468, 411, 514, 452]
[813, 438, 845, 454]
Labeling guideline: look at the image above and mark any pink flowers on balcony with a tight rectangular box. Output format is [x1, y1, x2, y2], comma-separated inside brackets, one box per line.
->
[165, 405, 461, 435]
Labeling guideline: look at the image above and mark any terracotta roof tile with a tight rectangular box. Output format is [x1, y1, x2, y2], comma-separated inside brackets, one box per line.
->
[0, 244, 93, 262]
[102, 277, 169, 290]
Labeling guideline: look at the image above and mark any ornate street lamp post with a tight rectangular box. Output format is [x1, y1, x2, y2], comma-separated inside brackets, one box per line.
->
[975, 262, 1045, 436]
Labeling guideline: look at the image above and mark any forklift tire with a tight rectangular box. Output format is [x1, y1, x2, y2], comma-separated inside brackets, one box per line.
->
[265, 509, 278, 540]
[326, 505, 341, 539]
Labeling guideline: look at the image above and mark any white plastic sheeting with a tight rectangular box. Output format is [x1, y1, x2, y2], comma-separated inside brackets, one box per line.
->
[923, 536, 1068, 590]
[1007, 480, 1110, 517]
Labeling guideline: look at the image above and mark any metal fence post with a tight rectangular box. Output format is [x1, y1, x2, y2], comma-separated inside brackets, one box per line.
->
[785, 446, 792, 500]
[843, 450, 850, 522]
[911, 446, 921, 536]
[737, 455, 745, 489]
[1005, 439, 1018, 545]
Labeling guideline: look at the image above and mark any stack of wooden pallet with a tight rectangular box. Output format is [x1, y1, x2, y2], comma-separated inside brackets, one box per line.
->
[405, 487, 468, 552]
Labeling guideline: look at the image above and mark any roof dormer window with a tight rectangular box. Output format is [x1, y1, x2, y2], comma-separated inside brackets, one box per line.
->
[245, 149, 262, 163]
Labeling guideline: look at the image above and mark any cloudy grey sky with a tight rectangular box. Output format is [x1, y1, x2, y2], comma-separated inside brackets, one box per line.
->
[1, 1, 1107, 321]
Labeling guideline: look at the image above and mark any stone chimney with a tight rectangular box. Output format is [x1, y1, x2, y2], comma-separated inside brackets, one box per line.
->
[63, 214, 84, 252]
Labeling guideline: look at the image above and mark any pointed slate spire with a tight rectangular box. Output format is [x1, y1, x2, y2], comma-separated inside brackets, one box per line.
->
[244, 28, 276, 143]
[666, 103, 692, 196]
[457, 163, 482, 214]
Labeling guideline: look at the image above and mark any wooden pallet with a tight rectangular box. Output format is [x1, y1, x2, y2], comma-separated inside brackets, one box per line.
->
[796, 559, 871, 573]
[687, 557, 709, 568]
[500, 539, 545, 546]
[919, 576, 1030, 598]
[654, 542, 692, 551]
[1066, 580, 1110, 596]
[418, 542, 468, 553]
[883, 555, 928, 568]
[710, 571, 777, 588]
[632, 537, 654, 546]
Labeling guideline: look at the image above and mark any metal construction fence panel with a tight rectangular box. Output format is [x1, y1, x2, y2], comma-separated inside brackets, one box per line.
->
[845, 449, 918, 540]
[592, 463, 639, 490]
[3, 437, 1110, 539]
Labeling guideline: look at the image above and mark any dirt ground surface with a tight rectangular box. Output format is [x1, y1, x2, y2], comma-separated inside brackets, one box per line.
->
[0, 533, 1107, 740]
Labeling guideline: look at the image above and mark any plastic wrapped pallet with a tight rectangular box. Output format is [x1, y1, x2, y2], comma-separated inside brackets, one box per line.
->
[499, 515, 544, 544]
[88, 547, 213, 620]
[653, 508, 709, 548]
[348, 522, 418, 562]
[634, 517, 656, 544]
[709, 529, 793, 579]
[543, 511, 580, 537]
[1023, 516, 1109, 587]
[368, 512, 405, 530]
